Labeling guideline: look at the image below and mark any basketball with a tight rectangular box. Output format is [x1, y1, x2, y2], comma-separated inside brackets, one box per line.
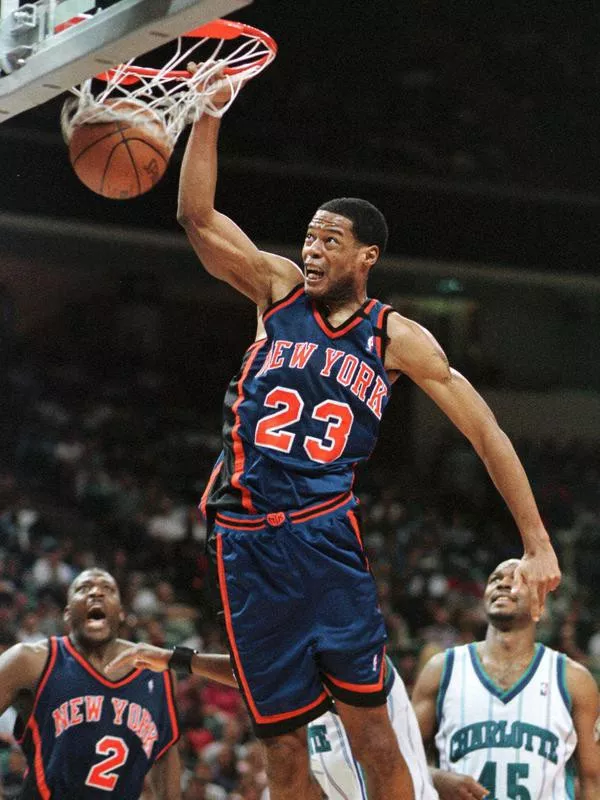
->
[67, 100, 173, 200]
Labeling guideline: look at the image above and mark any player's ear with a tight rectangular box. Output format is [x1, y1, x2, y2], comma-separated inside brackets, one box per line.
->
[363, 244, 379, 269]
[63, 607, 71, 628]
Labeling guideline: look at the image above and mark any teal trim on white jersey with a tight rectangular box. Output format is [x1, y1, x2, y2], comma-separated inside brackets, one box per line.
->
[435, 643, 577, 800]
[435, 648, 455, 723]
[557, 652, 572, 712]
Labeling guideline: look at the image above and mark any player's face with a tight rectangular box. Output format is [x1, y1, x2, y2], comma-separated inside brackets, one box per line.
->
[302, 211, 373, 303]
[483, 559, 532, 628]
[65, 570, 124, 646]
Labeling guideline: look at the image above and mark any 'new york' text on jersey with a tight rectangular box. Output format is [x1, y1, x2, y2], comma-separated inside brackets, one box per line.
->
[17, 636, 179, 799]
[203, 285, 393, 515]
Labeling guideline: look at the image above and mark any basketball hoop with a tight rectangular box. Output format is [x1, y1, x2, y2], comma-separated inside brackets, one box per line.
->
[61, 18, 277, 149]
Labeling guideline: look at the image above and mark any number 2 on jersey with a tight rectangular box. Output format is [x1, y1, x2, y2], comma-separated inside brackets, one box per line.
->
[85, 736, 129, 791]
[254, 387, 354, 464]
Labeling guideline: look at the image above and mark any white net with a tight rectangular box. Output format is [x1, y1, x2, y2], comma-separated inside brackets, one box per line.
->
[60, 19, 276, 149]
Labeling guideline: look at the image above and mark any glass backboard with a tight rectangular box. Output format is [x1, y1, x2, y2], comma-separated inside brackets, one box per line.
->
[0, 0, 253, 121]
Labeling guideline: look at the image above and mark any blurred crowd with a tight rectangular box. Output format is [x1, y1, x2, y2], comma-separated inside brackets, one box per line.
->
[1, 334, 600, 798]
[221, 2, 600, 193]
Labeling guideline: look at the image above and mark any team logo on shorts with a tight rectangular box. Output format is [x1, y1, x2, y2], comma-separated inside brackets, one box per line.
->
[540, 682, 548, 696]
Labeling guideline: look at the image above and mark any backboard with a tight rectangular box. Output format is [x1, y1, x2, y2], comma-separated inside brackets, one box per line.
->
[0, 0, 253, 121]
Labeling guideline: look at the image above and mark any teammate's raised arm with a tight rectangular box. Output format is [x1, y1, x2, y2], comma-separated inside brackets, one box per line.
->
[177, 80, 301, 310]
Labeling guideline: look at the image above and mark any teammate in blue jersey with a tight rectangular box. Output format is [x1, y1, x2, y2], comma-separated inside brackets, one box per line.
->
[0, 568, 181, 799]
[177, 75, 560, 800]
[412, 559, 600, 799]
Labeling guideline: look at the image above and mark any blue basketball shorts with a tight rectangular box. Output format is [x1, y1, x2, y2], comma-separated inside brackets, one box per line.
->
[208, 492, 388, 738]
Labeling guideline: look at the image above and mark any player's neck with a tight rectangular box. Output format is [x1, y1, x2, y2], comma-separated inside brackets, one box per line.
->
[69, 634, 121, 671]
[317, 294, 367, 326]
[482, 625, 537, 664]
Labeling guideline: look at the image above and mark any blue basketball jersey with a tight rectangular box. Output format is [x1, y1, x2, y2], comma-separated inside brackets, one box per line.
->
[17, 636, 179, 799]
[202, 284, 393, 515]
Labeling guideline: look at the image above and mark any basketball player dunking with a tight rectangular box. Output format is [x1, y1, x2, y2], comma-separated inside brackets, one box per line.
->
[176, 76, 560, 800]
[412, 559, 600, 799]
[0, 569, 180, 799]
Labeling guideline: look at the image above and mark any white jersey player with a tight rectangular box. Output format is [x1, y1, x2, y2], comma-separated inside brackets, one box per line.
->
[412, 559, 600, 800]
[308, 656, 437, 800]
[435, 642, 575, 797]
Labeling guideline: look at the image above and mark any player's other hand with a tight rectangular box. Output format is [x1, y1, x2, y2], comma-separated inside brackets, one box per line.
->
[105, 643, 171, 674]
[433, 770, 489, 799]
[513, 542, 561, 622]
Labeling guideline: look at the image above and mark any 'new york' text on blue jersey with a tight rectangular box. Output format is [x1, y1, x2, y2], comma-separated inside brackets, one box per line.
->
[203, 285, 393, 515]
[17, 636, 179, 799]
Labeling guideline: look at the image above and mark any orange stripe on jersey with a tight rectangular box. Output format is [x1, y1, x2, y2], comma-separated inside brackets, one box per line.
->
[199, 459, 223, 519]
[230, 340, 267, 513]
[155, 671, 180, 760]
[312, 298, 377, 339]
[18, 637, 59, 746]
[290, 491, 352, 523]
[324, 653, 386, 694]
[374, 304, 391, 358]
[30, 717, 51, 799]
[262, 284, 305, 324]
[215, 513, 266, 530]
[216, 534, 328, 723]
[346, 509, 370, 570]
[63, 637, 143, 688]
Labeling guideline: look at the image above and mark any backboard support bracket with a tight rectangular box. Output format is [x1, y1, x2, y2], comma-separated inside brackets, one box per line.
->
[0, 0, 252, 121]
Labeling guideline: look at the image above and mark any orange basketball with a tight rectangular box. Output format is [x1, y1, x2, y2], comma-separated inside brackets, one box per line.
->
[68, 100, 173, 200]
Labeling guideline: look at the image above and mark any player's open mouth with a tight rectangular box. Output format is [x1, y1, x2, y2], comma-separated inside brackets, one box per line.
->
[305, 266, 325, 283]
[86, 607, 108, 629]
[491, 593, 513, 603]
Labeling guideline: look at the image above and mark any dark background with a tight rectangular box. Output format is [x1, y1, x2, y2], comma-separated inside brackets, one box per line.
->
[3, 0, 600, 273]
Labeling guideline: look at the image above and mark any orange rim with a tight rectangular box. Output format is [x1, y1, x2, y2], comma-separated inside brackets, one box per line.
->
[97, 19, 277, 85]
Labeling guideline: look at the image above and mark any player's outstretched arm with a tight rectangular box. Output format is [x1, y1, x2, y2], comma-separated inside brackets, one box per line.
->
[567, 659, 600, 798]
[106, 643, 238, 688]
[177, 110, 301, 309]
[412, 652, 489, 799]
[385, 313, 560, 621]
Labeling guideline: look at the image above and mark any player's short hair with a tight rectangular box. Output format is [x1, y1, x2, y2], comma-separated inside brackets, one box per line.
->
[318, 197, 389, 255]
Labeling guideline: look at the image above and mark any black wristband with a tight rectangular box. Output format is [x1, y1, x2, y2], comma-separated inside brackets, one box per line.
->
[168, 646, 197, 673]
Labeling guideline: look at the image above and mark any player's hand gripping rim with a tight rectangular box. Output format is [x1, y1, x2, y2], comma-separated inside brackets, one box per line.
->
[187, 61, 250, 117]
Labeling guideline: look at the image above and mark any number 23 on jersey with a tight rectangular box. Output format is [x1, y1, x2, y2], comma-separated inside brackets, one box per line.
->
[254, 386, 354, 464]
